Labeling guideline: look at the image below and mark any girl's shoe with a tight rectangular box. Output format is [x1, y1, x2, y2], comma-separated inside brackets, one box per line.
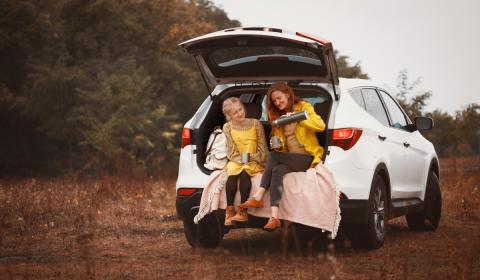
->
[263, 217, 281, 231]
[230, 208, 248, 223]
[238, 198, 264, 209]
[224, 206, 236, 226]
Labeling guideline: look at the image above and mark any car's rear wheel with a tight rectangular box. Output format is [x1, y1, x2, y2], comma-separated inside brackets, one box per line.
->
[406, 172, 441, 231]
[182, 211, 224, 248]
[350, 174, 388, 249]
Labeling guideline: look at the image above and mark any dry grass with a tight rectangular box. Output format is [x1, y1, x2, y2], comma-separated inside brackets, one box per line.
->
[0, 157, 479, 279]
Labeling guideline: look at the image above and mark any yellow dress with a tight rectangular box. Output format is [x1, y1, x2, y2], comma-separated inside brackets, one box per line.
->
[225, 123, 265, 176]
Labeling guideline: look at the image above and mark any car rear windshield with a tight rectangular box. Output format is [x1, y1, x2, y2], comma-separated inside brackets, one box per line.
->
[205, 45, 327, 78]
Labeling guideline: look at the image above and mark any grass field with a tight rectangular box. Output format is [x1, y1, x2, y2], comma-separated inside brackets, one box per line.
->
[1, 157, 479, 279]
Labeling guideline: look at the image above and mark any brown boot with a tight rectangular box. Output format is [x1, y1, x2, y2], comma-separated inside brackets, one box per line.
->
[224, 206, 236, 226]
[238, 197, 264, 209]
[230, 207, 248, 223]
[263, 217, 281, 231]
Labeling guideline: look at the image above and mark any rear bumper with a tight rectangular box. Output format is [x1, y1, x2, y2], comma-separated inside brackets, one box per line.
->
[340, 199, 369, 224]
[176, 191, 202, 221]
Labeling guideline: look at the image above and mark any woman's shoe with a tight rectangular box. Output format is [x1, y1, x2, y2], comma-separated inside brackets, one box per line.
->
[230, 208, 248, 223]
[238, 198, 264, 209]
[224, 206, 236, 226]
[263, 217, 281, 231]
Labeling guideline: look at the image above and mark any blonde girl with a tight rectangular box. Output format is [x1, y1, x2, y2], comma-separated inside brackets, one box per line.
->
[222, 97, 268, 226]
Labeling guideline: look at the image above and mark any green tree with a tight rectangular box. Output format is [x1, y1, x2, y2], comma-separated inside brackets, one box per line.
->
[335, 51, 369, 79]
[396, 70, 432, 119]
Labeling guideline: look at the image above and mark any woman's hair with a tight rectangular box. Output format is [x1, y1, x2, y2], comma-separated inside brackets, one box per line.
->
[222, 97, 245, 121]
[266, 82, 301, 121]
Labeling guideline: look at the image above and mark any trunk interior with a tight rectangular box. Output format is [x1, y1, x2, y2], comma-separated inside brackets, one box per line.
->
[196, 85, 333, 174]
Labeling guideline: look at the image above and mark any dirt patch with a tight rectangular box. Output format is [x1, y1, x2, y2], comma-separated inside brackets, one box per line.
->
[1, 162, 479, 279]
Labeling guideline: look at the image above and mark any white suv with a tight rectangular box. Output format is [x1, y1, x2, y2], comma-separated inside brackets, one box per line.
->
[175, 27, 441, 249]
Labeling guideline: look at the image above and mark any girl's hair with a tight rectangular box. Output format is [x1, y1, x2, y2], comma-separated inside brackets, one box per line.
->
[266, 82, 301, 121]
[222, 97, 245, 121]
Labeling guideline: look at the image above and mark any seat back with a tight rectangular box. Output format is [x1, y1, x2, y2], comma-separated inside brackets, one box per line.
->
[244, 102, 263, 119]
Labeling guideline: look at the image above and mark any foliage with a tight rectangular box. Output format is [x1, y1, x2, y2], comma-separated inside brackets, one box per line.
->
[335, 51, 369, 79]
[0, 0, 239, 175]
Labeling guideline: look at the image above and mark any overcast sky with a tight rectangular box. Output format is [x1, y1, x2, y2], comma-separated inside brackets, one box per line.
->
[211, 0, 480, 114]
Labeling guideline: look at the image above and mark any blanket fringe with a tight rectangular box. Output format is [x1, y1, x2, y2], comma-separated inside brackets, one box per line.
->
[193, 172, 228, 224]
[331, 182, 342, 239]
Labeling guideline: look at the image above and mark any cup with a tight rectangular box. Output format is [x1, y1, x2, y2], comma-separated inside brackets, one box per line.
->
[270, 136, 283, 150]
[241, 152, 250, 164]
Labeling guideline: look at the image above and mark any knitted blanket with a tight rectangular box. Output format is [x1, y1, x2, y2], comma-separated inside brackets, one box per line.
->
[193, 164, 341, 238]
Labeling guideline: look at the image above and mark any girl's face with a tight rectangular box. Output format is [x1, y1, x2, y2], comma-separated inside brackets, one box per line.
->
[271, 90, 290, 111]
[227, 103, 246, 122]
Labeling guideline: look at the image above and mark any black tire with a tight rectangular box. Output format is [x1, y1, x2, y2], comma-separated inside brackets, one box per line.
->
[406, 172, 441, 231]
[182, 211, 224, 248]
[351, 174, 388, 250]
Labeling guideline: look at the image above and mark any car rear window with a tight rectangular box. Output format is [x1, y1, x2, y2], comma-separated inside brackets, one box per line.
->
[204, 43, 328, 79]
[210, 46, 322, 67]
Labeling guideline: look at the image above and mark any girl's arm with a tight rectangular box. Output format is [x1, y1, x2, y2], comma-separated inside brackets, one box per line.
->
[297, 102, 325, 132]
[223, 122, 241, 163]
[251, 120, 268, 164]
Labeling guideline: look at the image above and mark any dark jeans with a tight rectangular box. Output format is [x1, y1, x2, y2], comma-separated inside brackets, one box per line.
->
[260, 152, 313, 207]
[226, 170, 252, 206]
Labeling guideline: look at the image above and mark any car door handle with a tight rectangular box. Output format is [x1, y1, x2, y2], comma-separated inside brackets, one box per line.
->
[378, 135, 387, 141]
[403, 142, 410, 148]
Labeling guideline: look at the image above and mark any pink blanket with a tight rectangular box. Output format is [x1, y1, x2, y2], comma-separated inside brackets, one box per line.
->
[194, 164, 341, 238]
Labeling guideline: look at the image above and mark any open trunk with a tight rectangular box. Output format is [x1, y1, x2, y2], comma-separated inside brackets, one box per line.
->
[195, 84, 333, 174]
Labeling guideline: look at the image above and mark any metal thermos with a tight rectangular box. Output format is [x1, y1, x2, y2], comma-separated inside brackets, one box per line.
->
[272, 111, 308, 126]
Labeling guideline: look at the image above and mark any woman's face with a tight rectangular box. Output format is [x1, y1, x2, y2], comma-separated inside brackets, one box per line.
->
[270, 90, 289, 111]
[227, 103, 246, 122]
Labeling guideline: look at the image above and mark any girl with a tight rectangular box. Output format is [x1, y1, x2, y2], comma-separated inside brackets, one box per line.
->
[222, 97, 268, 226]
[239, 82, 326, 231]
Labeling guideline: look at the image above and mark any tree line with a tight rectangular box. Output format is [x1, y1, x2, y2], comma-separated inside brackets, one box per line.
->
[0, 0, 478, 176]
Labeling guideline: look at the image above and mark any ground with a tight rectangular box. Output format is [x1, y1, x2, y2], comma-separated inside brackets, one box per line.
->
[0, 157, 479, 279]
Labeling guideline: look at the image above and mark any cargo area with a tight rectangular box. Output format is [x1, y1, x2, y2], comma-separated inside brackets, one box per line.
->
[194, 85, 333, 174]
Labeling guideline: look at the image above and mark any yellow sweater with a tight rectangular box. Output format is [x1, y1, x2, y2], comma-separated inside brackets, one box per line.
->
[271, 101, 326, 167]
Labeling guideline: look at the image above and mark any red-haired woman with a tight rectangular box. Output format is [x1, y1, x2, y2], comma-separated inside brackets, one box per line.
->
[239, 82, 326, 231]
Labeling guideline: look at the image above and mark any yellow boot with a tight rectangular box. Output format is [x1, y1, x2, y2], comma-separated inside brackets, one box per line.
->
[224, 206, 236, 226]
[230, 207, 248, 223]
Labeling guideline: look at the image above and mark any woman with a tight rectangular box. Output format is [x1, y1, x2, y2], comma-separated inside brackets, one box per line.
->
[222, 97, 268, 226]
[239, 82, 326, 231]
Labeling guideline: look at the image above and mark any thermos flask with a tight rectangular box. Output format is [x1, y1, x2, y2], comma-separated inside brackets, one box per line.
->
[272, 111, 308, 126]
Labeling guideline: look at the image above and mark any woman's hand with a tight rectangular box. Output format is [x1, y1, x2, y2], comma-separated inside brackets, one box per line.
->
[280, 112, 294, 118]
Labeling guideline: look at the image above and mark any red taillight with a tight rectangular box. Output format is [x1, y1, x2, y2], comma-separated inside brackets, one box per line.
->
[181, 128, 191, 148]
[331, 128, 362, 150]
[177, 188, 198, 196]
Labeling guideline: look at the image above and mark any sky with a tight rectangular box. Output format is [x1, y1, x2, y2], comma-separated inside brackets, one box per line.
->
[210, 0, 480, 114]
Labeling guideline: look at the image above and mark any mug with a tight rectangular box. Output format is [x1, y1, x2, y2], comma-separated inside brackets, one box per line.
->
[241, 152, 250, 164]
[270, 136, 283, 150]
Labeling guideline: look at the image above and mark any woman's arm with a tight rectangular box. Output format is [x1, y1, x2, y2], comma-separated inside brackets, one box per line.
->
[297, 101, 325, 132]
[250, 120, 268, 164]
[223, 122, 241, 163]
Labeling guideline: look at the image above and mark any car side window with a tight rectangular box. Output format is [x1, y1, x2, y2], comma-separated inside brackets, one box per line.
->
[361, 88, 390, 126]
[349, 88, 366, 109]
[378, 90, 408, 129]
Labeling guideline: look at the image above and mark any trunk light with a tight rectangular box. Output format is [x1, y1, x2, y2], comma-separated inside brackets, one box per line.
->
[331, 128, 362, 150]
[177, 188, 198, 196]
[181, 128, 191, 148]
